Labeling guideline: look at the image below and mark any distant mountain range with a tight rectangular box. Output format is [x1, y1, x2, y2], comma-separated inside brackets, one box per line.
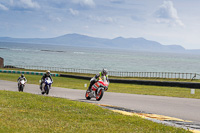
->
[0, 33, 198, 53]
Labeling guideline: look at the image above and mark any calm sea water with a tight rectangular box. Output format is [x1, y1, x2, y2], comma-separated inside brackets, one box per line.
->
[1, 42, 200, 74]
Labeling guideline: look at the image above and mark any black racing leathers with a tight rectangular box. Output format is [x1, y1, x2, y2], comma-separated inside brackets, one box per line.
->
[40, 74, 53, 90]
[41, 74, 53, 83]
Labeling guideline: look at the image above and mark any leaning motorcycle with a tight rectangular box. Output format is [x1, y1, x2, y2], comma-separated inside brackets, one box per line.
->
[41, 77, 52, 95]
[18, 79, 26, 92]
[85, 76, 109, 101]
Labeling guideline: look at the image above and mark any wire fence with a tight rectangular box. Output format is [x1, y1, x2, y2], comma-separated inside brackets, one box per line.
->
[4, 65, 200, 80]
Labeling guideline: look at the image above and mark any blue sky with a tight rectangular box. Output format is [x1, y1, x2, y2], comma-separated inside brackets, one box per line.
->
[0, 0, 200, 49]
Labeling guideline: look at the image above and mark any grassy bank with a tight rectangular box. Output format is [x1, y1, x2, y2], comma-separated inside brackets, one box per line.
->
[0, 72, 200, 99]
[0, 90, 190, 133]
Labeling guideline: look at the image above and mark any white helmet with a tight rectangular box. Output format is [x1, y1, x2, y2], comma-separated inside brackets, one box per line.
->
[102, 68, 108, 75]
[46, 70, 50, 76]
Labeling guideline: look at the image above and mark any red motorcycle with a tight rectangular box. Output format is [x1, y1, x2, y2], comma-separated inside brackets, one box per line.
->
[85, 76, 109, 101]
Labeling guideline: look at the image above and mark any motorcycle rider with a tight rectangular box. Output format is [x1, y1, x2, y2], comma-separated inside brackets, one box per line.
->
[17, 74, 27, 88]
[87, 68, 109, 91]
[40, 70, 53, 93]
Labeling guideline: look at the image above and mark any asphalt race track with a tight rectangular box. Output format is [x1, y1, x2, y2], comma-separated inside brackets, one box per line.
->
[0, 80, 200, 123]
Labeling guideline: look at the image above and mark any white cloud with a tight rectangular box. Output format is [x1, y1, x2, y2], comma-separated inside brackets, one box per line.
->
[54, 17, 62, 22]
[69, 8, 79, 15]
[154, 1, 184, 27]
[8, 0, 40, 9]
[0, 3, 9, 11]
[88, 15, 115, 23]
[110, 0, 124, 4]
[84, 25, 89, 29]
[19, 0, 40, 9]
[48, 16, 62, 22]
[38, 26, 47, 32]
[72, 0, 95, 8]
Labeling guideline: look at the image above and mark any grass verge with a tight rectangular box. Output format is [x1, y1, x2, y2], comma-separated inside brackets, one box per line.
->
[0, 72, 200, 99]
[0, 90, 191, 133]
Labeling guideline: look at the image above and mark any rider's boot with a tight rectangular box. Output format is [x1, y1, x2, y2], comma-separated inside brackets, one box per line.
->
[40, 84, 42, 90]
[87, 80, 95, 92]
[41, 83, 45, 94]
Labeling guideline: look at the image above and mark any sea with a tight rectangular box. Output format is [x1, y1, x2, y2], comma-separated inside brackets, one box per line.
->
[1, 42, 200, 74]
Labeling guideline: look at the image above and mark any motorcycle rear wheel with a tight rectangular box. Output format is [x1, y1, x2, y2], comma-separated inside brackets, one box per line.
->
[85, 91, 91, 100]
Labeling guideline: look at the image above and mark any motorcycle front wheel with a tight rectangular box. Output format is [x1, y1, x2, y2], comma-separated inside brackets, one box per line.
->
[96, 89, 104, 101]
[19, 85, 24, 92]
[21, 85, 24, 92]
[45, 85, 49, 95]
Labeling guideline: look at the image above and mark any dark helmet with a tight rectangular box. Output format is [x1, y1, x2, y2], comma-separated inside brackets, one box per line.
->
[46, 70, 50, 76]
[102, 68, 108, 75]
[21, 74, 24, 78]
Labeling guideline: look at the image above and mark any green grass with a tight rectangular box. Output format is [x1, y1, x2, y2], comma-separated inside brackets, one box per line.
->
[0, 90, 191, 133]
[0, 72, 200, 99]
